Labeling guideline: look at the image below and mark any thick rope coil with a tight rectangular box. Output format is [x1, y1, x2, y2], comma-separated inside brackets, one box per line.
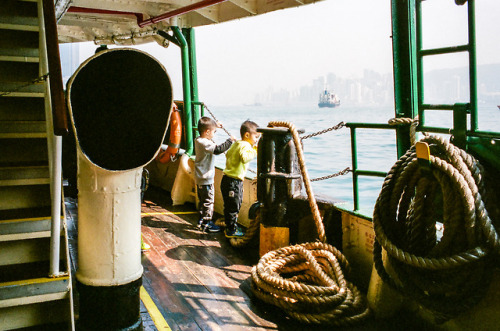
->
[251, 121, 370, 326]
[373, 135, 498, 321]
[229, 210, 261, 247]
[388, 116, 428, 146]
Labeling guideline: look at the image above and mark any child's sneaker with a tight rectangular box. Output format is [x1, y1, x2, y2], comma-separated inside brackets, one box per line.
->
[197, 219, 205, 229]
[225, 226, 245, 238]
[141, 242, 151, 252]
[141, 235, 150, 252]
[203, 221, 221, 233]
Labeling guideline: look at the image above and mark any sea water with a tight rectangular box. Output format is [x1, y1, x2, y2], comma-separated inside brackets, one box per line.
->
[209, 103, 500, 217]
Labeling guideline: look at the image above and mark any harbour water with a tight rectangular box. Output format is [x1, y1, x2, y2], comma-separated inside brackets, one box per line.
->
[209, 103, 500, 216]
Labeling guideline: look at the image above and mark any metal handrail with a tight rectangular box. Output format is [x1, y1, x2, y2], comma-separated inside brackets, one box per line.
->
[42, 0, 68, 136]
[39, 0, 64, 277]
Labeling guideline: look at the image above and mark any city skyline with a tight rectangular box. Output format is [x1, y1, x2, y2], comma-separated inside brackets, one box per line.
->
[253, 63, 500, 107]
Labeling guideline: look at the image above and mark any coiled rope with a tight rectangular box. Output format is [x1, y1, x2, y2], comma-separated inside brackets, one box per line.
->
[373, 135, 498, 321]
[227, 211, 261, 247]
[251, 121, 370, 326]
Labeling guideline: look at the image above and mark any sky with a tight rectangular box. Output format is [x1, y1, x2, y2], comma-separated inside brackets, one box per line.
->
[77, 0, 500, 106]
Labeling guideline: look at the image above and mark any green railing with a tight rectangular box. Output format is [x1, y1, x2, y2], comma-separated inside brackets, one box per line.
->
[346, 123, 393, 212]
[344, 0, 499, 216]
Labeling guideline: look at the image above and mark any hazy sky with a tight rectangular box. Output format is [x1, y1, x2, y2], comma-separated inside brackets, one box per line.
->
[77, 0, 499, 106]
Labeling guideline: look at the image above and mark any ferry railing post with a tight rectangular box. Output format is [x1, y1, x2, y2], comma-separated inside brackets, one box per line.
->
[67, 49, 172, 331]
[257, 127, 303, 256]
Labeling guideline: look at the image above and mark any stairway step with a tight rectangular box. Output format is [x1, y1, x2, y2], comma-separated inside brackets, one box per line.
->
[0, 29, 39, 59]
[0, 121, 47, 139]
[0, 0, 38, 32]
[0, 218, 51, 239]
[0, 276, 70, 308]
[0, 139, 48, 166]
[0, 185, 51, 211]
[0, 61, 40, 83]
[0, 206, 51, 221]
[0, 165, 50, 187]
[0, 235, 65, 266]
[0, 260, 50, 282]
[0, 82, 44, 97]
[0, 296, 71, 330]
[0, 54, 39, 63]
[0, 98, 45, 121]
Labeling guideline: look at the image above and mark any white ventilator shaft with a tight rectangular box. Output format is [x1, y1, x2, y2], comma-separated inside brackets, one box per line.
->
[75, 149, 143, 286]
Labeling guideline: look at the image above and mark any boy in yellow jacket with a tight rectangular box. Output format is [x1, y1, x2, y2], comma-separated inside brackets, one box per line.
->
[221, 120, 260, 238]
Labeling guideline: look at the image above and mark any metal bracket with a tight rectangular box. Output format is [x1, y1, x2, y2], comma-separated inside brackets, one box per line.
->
[452, 102, 469, 150]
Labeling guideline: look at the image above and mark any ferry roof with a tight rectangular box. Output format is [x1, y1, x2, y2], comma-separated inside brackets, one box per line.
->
[56, 0, 322, 44]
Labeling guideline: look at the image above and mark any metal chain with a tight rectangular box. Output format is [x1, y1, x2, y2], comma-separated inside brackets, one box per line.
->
[202, 103, 257, 175]
[300, 121, 346, 140]
[0, 74, 49, 97]
[202, 103, 232, 136]
[310, 167, 351, 182]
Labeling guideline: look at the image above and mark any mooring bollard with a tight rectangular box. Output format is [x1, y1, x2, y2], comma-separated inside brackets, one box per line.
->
[67, 49, 172, 331]
[257, 127, 303, 256]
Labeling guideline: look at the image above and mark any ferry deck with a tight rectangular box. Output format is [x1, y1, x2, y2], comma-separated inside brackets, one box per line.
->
[65, 185, 426, 331]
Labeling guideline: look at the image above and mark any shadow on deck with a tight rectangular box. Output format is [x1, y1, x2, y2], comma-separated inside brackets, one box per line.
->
[66, 185, 431, 331]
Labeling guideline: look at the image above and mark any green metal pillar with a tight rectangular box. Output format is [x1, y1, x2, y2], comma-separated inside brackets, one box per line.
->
[467, 0, 478, 132]
[184, 28, 201, 136]
[391, 0, 419, 157]
[172, 26, 193, 155]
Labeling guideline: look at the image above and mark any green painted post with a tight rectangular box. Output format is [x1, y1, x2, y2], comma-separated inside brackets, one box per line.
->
[453, 103, 468, 149]
[184, 28, 201, 137]
[350, 127, 359, 211]
[172, 26, 193, 155]
[468, 0, 478, 132]
[391, 0, 418, 158]
[416, 0, 424, 127]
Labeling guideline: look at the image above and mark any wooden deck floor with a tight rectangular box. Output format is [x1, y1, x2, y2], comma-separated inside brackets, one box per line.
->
[66, 186, 425, 331]
[139, 187, 284, 330]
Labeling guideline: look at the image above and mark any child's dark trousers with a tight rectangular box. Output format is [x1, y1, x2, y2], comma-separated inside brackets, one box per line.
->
[220, 175, 243, 232]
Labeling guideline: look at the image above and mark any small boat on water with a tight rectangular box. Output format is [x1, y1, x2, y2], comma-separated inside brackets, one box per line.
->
[318, 89, 340, 108]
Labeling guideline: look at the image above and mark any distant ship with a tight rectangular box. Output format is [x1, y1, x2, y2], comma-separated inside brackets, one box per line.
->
[318, 89, 340, 108]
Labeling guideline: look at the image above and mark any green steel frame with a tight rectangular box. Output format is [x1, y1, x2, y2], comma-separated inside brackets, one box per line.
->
[172, 26, 193, 155]
[347, 0, 499, 214]
[171, 1, 498, 215]
[170, 26, 202, 156]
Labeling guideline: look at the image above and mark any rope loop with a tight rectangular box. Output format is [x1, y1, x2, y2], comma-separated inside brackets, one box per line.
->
[251, 121, 370, 326]
[251, 242, 370, 325]
[373, 134, 498, 320]
[388, 116, 427, 146]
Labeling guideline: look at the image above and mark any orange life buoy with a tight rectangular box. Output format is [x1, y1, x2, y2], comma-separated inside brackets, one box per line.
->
[156, 104, 182, 163]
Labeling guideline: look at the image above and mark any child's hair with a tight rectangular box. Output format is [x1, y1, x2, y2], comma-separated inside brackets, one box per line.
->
[198, 116, 217, 134]
[240, 120, 259, 137]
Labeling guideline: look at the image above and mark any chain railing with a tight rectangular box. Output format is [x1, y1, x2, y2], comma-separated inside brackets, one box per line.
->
[300, 121, 346, 140]
[201, 103, 232, 136]
[203, 104, 352, 180]
[202, 103, 257, 175]
[310, 167, 351, 182]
